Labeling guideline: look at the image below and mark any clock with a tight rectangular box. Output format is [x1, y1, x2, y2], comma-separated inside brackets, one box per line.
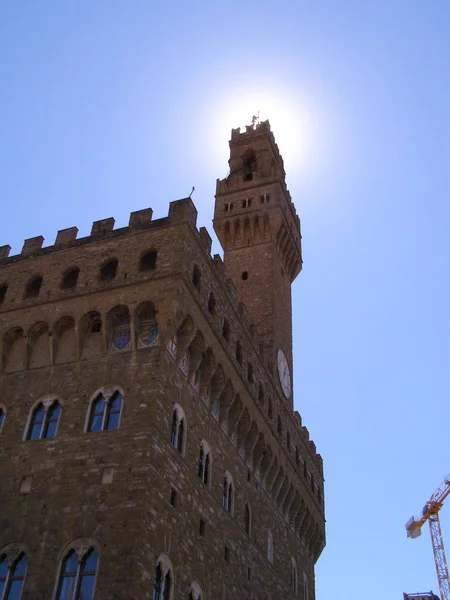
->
[277, 348, 291, 400]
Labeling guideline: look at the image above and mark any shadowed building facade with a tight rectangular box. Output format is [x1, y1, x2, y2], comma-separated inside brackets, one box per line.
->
[0, 121, 325, 599]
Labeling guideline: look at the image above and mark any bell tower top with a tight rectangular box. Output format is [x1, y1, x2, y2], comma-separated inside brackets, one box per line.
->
[213, 120, 302, 408]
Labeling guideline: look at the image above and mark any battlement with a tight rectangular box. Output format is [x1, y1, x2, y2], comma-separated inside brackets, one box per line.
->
[0, 199, 198, 264]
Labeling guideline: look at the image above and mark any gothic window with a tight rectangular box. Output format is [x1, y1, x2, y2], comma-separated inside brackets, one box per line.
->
[290, 558, 298, 594]
[222, 472, 234, 515]
[87, 391, 123, 432]
[100, 258, 118, 282]
[139, 250, 157, 271]
[170, 406, 185, 454]
[55, 546, 99, 600]
[192, 265, 201, 290]
[0, 408, 5, 434]
[0, 552, 28, 599]
[26, 400, 61, 440]
[267, 530, 274, 564]
[244, 502, 251, 537]
[222, 319, 230, 342]
[108, 309, 131, 354]
[208, 292, 216, 314]
[198, 441, 211, 486]
[152, 555, 173, 600]
[303, 573, 309, 600]
[235, 341, 242, 365]
[260, 194, 270, 204]
[61, 267, 80, 290]
[0, 284, 7, 305]
[25, 275, 42, 299]
[224, 202, 234, 212]
[242, 198, 253, 208]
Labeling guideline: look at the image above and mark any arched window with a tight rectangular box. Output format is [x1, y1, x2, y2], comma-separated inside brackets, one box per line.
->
[87, 391, 123, 432]
[290, 558, 298, 594]
[139, 250, 157, 271]
[267, 530, 274, 564]
[192, 265, 201, 290]
[303, 573, 309, 600]
[55, 546, 98, 600]
[25, 275, 42, 299]
[100, 258, 118, 282]
[170, 406, 185, 454]
[244, 502, 251, 537]
[222, 472, 234, 515]
[152, 555, 173, 600]
[198, 441, 211, 486]
[26, 400, 61, 440]
[0, 551, 28, 599]
[0, 407, 5, 434]
[61, 267, 80, 290]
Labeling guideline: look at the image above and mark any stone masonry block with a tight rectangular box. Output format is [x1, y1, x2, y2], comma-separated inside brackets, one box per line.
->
[22, 236, 44, 255]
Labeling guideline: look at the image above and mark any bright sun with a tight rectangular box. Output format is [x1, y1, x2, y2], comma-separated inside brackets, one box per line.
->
[211, 89, 317, 177]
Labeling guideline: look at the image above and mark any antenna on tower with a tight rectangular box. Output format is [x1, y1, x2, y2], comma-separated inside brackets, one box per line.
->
[189, 186, 195, 198]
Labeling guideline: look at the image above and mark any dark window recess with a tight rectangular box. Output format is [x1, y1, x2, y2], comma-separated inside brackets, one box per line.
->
[170, 488, 178, 507]
[286, 431, 291, 450]
[260, 194, 270, 203]
[303, 462, 308, 479]
[224, 202, 234, 212]
[258, 384, 264, 404]
[268, 400, 273, 419]
[61, 267, 79, 290]
[247, 363, 254, 384]
[235, 342, 243, 365]
[25, 276, 42, 299]
[140, 250, 157, 271]
[224, 547, 230, 562]
[247, 567, 252, 582]
[242, 271, 248, 281]
[199, 519, 206, 536]
[100, 259, 118, 281]
[208, 292, 216, 313]
[222, 319, 230, 341]
[277, 415, 282, 436]
[192, 265, 201, 289]
[0, 283, 7, 304]
[90, 321, 102, 334]
[242, 198, 253, 208]
[295, 446, 300, 466]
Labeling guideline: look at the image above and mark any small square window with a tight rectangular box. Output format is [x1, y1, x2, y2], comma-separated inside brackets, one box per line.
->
[242, 271, 248, 281]
[170, 488, 178, 507]
[199, 519, 206, 536]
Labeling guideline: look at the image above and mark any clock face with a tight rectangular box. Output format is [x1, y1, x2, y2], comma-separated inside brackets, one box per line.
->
[277, 348, 291, 399]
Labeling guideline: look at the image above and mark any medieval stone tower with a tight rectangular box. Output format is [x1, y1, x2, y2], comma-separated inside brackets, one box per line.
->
[0, 121, 325, 600]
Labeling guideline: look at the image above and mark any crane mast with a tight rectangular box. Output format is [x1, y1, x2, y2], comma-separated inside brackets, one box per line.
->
[406, 474, 450, 600]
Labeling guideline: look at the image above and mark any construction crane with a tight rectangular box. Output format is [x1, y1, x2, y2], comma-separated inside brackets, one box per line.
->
[406, 473, 450, 600]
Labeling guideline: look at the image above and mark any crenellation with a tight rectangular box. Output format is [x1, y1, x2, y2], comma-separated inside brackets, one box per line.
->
[0, 245, 11, 260]
[55, 227, 78, 246]
[129, 208, 153, 229]
[168, 197, 197, 226]
[199, 227, 212, 254]
[90, 217, 115, 236]
[21, 236, 44, 255]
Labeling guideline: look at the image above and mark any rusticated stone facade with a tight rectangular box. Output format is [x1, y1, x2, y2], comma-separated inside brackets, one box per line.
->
[0, 121, 325, 600]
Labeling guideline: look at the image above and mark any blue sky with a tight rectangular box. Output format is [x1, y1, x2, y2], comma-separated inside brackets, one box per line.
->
[1, 1, 450, 597]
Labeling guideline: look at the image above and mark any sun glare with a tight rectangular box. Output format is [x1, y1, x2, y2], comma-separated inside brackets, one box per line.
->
[211, 89, 318, 178]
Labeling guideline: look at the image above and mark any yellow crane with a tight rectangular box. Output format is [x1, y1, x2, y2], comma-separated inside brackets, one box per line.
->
[406, 473, 450, 600]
